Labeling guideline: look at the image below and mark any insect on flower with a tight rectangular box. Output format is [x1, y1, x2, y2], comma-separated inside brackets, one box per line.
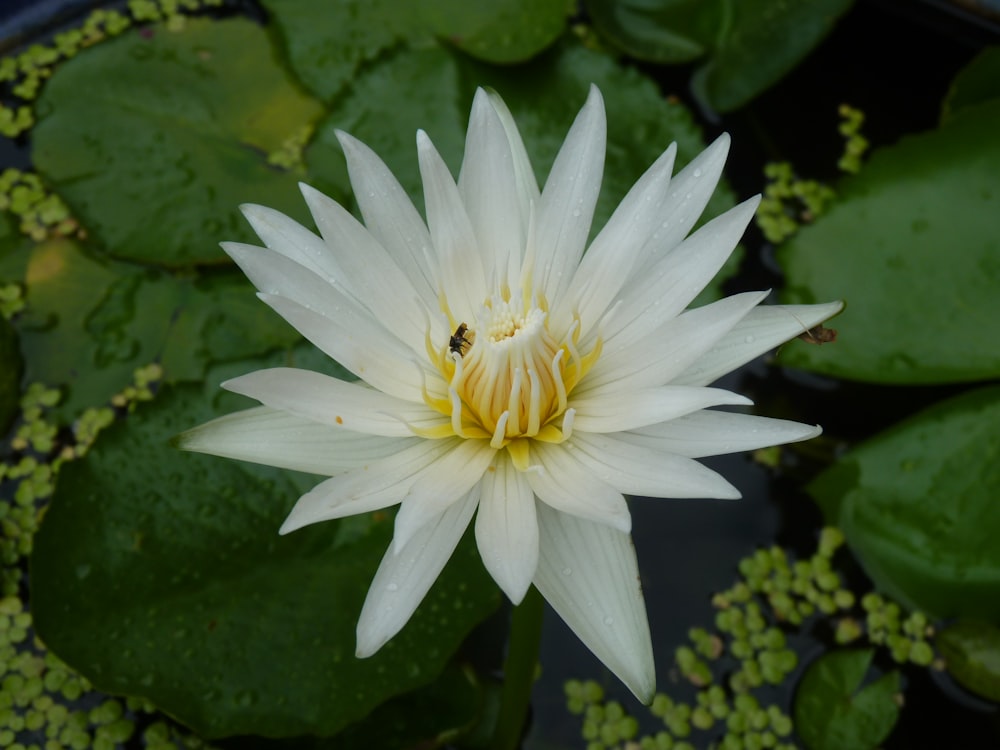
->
[449, 322, 472, 357]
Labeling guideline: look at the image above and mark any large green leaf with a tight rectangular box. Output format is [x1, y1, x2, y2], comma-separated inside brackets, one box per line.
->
[419, 0, 567, 63]
[583, 0, 714, 63]
[32, 18, 323, 267]
[810, 386, 1000, 620]
[31, 381, 500, 738]
[13, 240, 299, 421]
[691, 0, 855, 112]
[305, 39, 739, 303]
[778, 99, 1000, 384]
[936, 621, 1000, 703]
[793, 649, 900, 750]
[942, 46, 1000, 122]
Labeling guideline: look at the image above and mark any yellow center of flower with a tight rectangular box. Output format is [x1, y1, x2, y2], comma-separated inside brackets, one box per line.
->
[422, 285, 602, 463]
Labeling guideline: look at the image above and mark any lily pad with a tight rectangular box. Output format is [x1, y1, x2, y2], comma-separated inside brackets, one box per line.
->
[793, 649, 900, 750]
[32, 18, 323, 267]
[810, 385, 1000, 620]
[305, 39, 739, 303]
[13, 239, 299, 421]
[936, 621, 1000, 703]
[942, 46, 1000, 122]
[31, 381, 500, 738]
[778, 99, 1000, 384]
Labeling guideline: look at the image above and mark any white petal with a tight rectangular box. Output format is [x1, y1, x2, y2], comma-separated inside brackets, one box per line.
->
[392, 439, 496, 552]
[629, 133, 732, 274]
[176, 406, 414, 474]
[535, 85, 606, 306]
[580, 290, 769, 393]
[417, 130, 488, 316]
[626, 411, 823, 458]
[279, 438, 461, 533]
[568, 432, 741, 499]
[299, 183, 438, 352]
[603, 196, 760, 346]
[459, 89, 529, 284]
[484, 89, 540, 225]
[239, 204, 344, 284]
[554, 143, 677, 336]
[528, 442, 632, 532]
[356, 489, 479, 657]
[475, 455, 539, 604]
[335, 132, 439, 308]
[672, 301, 846, 386]
[570, 385, 751, 433]
[534, 504, 655, 703]
[259, 294, 431, 403]
[223, 368, 446, 437]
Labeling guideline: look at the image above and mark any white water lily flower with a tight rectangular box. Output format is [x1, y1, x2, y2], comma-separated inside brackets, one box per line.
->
[179, 85, 842, 702]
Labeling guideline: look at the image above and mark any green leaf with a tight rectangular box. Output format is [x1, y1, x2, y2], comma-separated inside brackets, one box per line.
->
[305, 39, 739, 303]
[32, 18, 323, 267]
[810, 385, 1000, 620]
[260, 0, 426, 102]
[13, 240, 298, 421]
[31, 381, 500, 738]
[583, 0, 715, 63]
[936, 621, 1000, 703]
[942, 46, 1000, 122]
[691, 0, 855, 112]
[420, 0, 567, 63]
[0, 315, 20, 432]
[793, 649, 900, 750]
[778, 99, 1000, 384]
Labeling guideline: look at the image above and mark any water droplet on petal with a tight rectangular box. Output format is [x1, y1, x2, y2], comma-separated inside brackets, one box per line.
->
[387, 582, 399, 592]
[561, 567, 572, 576]
[744, 335, 755, 344]
[692, 168, 703, 178]
[603, 616, 615, 626]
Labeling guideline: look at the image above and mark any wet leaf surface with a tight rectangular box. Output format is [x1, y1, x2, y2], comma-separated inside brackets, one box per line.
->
[31, 380, 500, 738]
[31, 18, 323, 267]
[810, 385, 1000, 620]
[778, 99, 1000, 384]
[936, 620, 1000, 703]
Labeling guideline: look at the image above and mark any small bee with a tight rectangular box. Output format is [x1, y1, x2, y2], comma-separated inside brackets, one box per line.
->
[449, 323, 473, 357]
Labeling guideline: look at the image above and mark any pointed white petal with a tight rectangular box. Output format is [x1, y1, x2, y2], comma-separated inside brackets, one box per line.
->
[568, 432, 741, 499]
[626, 411, 823, 458]
[535, 85, 606, 306]
[603, 197, 760, 346]
[417, 130, 488, 316]
[629, 133, 732, 273]
[279, 438, 462, 534]
[528, 442, 632, 532]
[475, 455, 539, 604]
[223, 368, 446, 437]
[356, 489, 479, 657]
[259, 294, 431, 403]
[459, 89, 528, 283]
[570, 385, 751, 433]
[580, 291, 769, 393]
[177, 406, 415, 474]
[239, 204, 344, 284]
[534, 504, 655, 704]
[554, 143, 677, 336]
[335, 132, 439, 308]
[299, 183, 438, 352]
[392, 439, 496, 552]
[484, 89, 540, 221]
[672, 301, 845, 386]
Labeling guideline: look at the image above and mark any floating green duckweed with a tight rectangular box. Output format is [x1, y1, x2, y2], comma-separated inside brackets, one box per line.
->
[0, 170, 77, 240]
[837, 104, 869, 174]
[0, 284, 25, 320]
[565, 528, 939, 749]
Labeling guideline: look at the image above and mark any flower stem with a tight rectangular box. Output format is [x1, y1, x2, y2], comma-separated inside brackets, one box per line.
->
[491, 585, 544, 750]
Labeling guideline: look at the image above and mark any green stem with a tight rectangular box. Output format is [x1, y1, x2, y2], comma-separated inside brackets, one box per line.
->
[490, 585, 544, 750]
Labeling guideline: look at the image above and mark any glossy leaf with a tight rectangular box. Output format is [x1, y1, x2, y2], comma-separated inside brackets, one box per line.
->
[583, 0, 713, 63]
[942, 46, 1000, 122]
[936, 621, 1000, 703]
[810, 385, 1000, 620]
[13, 240, 299, 421]
[794, 649, 900, 750]
[305, 39, 739, 303]
[32, 18, 323, 267]
[31, 381, 500, 738]
[778, 99, 1000, 384]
